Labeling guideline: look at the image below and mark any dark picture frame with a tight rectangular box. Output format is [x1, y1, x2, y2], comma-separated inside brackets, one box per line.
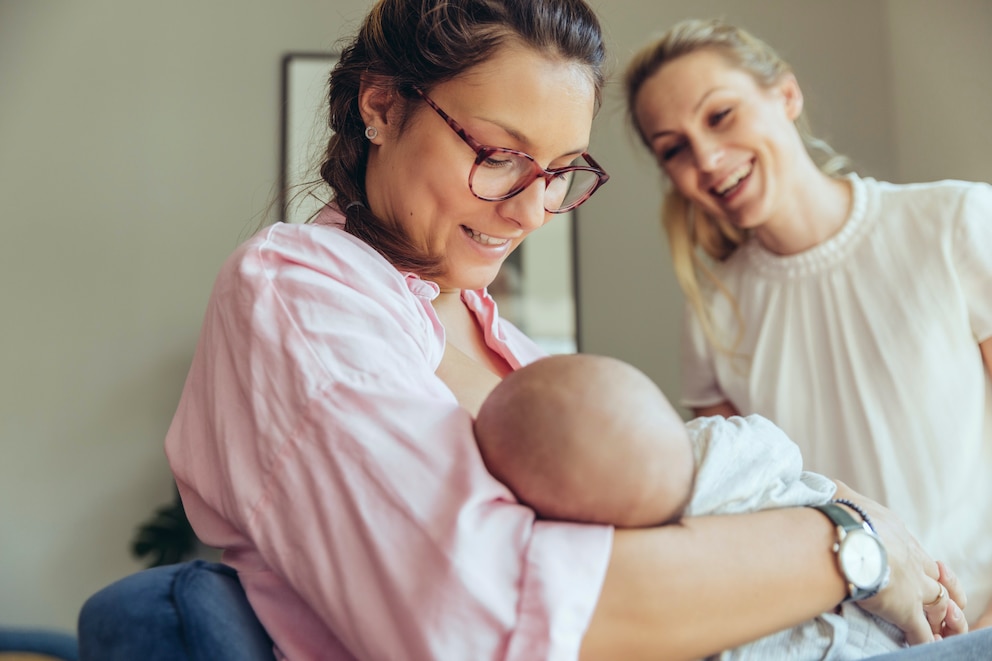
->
[280, 52, 340, 225]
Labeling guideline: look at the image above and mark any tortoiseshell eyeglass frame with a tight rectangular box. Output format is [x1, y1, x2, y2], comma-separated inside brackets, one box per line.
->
[414, 88, 609, 213]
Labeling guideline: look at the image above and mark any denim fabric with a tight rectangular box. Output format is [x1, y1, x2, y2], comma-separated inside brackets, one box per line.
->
[77, 559, 275, 661]
[0, 627, 78, 660]
[76, 558, 992, 660]
[866, 628, 992, 660]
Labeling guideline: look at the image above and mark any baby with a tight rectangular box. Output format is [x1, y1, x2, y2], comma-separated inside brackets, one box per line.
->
[474, 353, 907, 661]
[475, 351, 695, 528]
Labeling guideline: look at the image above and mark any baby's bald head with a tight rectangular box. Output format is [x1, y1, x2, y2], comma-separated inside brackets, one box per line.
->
[475, 354, 694, 528]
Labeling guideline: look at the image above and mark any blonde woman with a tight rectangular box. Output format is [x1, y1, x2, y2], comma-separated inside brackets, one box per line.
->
[625, 18, 992, 632]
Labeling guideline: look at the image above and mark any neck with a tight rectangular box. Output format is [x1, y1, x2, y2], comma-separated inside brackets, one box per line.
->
[433, 288, 463, 313]
[755, 166, 852, 256]
[431, 288, 468, 334]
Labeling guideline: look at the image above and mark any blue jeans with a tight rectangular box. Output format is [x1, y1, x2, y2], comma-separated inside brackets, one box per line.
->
[867, 628, 992, 659]
[77, 560, 275, 661]
[77, 559, 992, 660]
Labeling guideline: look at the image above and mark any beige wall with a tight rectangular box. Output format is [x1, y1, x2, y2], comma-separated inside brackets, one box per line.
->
[885, 0, 992, 183]
[0, 0, 375, 631]
[0, 0, 988, 632]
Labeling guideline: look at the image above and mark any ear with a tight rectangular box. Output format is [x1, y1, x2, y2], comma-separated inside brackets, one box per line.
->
[778, 73, 804, 121]
[358, 76, 397, 143]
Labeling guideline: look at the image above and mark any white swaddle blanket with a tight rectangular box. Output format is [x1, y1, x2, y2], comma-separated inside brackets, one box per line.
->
[683, 415, 905, 661]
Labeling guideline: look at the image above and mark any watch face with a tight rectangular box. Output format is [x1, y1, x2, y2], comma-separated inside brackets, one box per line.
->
[839, 530, 887, 588]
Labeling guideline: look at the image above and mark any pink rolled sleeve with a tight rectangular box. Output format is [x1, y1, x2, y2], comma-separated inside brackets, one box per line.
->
[165, 211, 612, 661]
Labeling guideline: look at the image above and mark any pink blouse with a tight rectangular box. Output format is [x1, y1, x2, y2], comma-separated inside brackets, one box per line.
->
[164, 207, 613, 661]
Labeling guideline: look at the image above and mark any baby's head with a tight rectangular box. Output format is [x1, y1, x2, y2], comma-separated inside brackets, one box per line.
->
[475, 354, 694, 528]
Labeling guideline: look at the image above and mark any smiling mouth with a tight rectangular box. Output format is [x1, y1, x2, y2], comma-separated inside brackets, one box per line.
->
[463, 226, 510, 247]
[712, 162, 753, 198]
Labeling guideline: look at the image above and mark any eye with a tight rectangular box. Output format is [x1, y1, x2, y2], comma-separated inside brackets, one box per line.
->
[709, 108, 732, 127]
[660, 141, 686, 162]
[482, 155, 514, 169]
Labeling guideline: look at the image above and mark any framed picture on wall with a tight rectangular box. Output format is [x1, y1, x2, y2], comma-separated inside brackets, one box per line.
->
[279, 52, 579, 353]
[487, 215, 579, 354]
[280, 52, 339, 225]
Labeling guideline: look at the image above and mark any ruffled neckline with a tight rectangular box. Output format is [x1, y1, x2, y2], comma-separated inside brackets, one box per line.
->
[740, 174, 871, 278]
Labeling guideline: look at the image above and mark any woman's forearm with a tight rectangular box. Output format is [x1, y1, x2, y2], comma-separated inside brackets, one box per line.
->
[580, 507, 844, 661]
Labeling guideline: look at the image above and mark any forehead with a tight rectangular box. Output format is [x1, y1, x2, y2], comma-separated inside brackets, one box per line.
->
[427, 44, 597, 152]
[634, 49, 758, 125]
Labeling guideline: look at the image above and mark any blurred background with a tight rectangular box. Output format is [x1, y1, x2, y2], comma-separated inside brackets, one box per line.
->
[1, 0, 989, 634]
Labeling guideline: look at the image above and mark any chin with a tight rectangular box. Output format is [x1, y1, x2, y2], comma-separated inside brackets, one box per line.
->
[709, 204, 763, 232]
[469, 266, 506, 291]
[736, 210, 773, 232]
[473, 276, 501, 292]
[443, 273, 499, 293]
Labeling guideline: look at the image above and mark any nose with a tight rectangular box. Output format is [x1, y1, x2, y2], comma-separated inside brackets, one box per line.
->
[498, 178, 550, 231]
[692, 136, 725, 172]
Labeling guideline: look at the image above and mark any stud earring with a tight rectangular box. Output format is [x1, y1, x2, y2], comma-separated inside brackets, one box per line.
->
[364, 126, 379, 140]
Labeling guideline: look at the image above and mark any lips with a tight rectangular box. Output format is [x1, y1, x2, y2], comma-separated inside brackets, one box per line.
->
[712, 161, 753, 198]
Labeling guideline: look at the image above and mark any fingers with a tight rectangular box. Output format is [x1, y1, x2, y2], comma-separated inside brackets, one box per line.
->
[941, 600, 968, 638]
[921, 570, 969, 640]
[934, 560, 970, 639]
[923, 582, 948, 635]
[923, 583, 946, 609]
[892, 579, 940, 647]
[900, 611, 935, 646]
[937, 560, 967, 611]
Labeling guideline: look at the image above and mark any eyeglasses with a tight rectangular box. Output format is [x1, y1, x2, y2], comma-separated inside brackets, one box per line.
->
[415, 88, 609, 214]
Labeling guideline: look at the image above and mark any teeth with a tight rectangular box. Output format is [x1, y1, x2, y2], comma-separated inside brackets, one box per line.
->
[465, 228, 509, 246]
[715, 163, 752, 195]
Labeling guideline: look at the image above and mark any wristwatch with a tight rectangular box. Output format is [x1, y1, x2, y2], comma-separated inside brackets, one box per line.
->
[810, 502, 890, 602]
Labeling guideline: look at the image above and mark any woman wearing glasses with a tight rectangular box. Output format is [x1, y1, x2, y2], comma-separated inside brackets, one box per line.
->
[164, 1, 984, 659]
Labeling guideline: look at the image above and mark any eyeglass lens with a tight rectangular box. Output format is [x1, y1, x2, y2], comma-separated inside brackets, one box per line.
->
[470, 152, 601, 213]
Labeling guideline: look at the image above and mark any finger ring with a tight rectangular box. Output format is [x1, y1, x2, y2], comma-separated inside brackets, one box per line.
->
[923, 583, 946, 608]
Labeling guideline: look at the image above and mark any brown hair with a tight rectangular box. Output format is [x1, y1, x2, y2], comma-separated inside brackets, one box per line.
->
[318, 0, 606, 276]
[624, 19, 849, 353]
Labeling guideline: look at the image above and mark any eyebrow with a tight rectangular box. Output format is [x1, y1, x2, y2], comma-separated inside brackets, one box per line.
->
[646, 86, 727, 142]
[477, 116, 588, 159]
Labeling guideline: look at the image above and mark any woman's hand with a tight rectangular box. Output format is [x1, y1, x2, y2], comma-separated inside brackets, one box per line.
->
[920, 561, 969, 640]
[833, 482, 967, 644]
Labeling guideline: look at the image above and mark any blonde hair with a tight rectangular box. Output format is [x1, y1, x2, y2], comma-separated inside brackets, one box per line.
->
[624, 18, 849, 353]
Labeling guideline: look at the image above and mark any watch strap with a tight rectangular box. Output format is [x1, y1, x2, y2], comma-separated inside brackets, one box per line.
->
[810, 502, 886, 602]
[830, 498, 877, 533]
[812, 502, 865, 534]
